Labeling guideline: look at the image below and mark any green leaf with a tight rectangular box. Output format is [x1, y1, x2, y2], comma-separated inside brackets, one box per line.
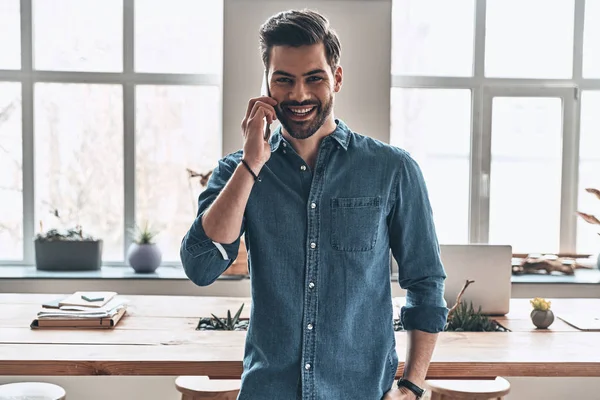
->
[227, 310, 233, 329]
[211, 313, 227, 330]
[232, 303, 244, 325]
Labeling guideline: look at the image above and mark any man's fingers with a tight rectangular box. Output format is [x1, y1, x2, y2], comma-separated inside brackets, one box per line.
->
[249, 101, 277, 123]
[245, 96, 278, 119]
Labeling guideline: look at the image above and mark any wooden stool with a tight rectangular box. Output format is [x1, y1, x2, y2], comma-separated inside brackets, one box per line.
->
[424, 377, 510, 400]
[175, 376, 241, 400]
[0, 382, 66, 400]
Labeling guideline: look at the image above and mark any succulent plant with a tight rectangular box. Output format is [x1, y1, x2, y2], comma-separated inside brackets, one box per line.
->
[530, 297, 551, 311]
[445, 301, 504, 332]
[198, 303, 246, 331]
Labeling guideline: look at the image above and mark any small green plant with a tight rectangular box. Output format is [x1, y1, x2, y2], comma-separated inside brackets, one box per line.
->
[530, 297, 551, 311]
[445, 301, 502, 332]
[129, 221, 159, 245]
[196, 303, 247, 331]
[211, 303, 245, 330]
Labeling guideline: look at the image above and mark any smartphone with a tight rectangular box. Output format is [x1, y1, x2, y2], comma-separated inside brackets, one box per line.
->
[261, 70, 271, 141]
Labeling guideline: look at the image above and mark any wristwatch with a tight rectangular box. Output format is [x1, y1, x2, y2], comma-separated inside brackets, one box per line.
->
[397, 378, 425, 399]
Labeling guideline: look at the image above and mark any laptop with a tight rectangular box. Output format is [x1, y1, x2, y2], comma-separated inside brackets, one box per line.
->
[439, 244, 512, 316]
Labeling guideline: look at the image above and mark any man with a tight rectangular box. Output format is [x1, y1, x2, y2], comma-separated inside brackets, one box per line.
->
[181, 9, 448, 400]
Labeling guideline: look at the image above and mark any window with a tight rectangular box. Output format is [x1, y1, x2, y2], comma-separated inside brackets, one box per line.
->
[485, 0, 575, 78]
[391, 0, 599, 255]
[578, 91, 600, 254]
[0, 0, 20, 69]
[390, 88, 471, 244]
[0, 83, 22, 260]
[0, 1, 223, 265]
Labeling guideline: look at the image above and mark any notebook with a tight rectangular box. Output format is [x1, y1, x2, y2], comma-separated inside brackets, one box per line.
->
[31, 306, 127, 329]
[58, 291, 117, 308]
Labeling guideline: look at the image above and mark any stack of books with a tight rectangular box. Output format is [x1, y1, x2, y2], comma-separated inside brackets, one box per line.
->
[30, 291, 128, 329]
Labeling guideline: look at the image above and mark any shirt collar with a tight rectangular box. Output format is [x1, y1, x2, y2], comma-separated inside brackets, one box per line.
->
[270, 119, 351, 152]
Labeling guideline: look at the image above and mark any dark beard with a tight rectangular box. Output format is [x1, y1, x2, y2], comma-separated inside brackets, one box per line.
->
[275, 94, 333, 140]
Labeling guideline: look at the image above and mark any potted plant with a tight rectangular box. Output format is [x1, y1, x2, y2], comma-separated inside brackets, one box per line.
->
[577, 187, 600, 269]
[34, 213, 103, 271]
[394, 280, 508, 332]
[126, 222, 162, 273]
[530, 297, 554, 329]
[196, 303, 248, 331]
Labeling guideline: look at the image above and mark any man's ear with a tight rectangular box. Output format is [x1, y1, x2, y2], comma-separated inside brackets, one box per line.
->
[333, 65, 343, 93]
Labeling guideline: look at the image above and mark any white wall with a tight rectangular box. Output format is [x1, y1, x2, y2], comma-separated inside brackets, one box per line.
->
[222, 0, 392, 156]
[3, 1, 599, 399]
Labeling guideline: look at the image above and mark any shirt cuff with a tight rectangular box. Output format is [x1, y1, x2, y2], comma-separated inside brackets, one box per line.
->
[212, 241, 229, 260]
[400, 305, 449, 333]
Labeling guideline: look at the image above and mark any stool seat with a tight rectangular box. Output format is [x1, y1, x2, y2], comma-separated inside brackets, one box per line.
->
[424, 377, 510, 400]
[0, 382, 66, 400]
[175, 376, 241, 400]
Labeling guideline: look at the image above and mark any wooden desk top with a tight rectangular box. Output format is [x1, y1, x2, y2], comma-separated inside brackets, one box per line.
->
[0, 294, 599, 378]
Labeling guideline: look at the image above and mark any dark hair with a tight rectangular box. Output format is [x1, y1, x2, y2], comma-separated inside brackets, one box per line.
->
[259, 9, 341, 73]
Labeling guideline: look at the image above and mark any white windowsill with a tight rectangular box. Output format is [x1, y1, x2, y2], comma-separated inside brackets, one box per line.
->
[0, 265, 248, 281]
[0, 265, 598, 284]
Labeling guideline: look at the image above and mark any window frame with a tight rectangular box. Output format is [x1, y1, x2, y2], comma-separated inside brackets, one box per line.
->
[0, 0, 222, 266]
[391, 0, 600, 255]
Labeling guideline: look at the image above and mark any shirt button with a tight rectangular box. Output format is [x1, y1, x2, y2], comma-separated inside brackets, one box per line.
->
[305, 363, 311, 370]
[300, 165, 307, 171]
[308, 282, 315, 289]
[310, 242, 316, 249]
[282, 142, 287, 147]
[307, 323, 313, 330]
[283, 150, 287, 154]
[310, 202, 316, 209]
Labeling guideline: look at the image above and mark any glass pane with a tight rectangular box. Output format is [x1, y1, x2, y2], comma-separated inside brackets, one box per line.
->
[0, 0, 21, 69]
[33, 0, 122, 72]
[485, 0, 575, 78]
[136, 86, 221, 262]
[392, 0, 475, 76]
[577, 91, 600, 254]
[0, 83, 22, 260]
[135, 0, 223, 74]
[489, 97, 563, 253]
[390, 88, 471, 244]
[35, 84, 124, 261]
[583, 0, 600, 78]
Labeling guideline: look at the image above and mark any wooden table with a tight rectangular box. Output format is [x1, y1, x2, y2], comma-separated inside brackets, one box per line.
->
[0, 294, 599, 378]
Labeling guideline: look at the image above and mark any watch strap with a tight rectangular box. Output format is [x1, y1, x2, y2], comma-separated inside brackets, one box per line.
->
[397, 378, 425, 398]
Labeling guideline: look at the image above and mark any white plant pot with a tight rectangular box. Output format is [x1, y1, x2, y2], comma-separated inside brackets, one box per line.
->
[126, 243, 162, 273]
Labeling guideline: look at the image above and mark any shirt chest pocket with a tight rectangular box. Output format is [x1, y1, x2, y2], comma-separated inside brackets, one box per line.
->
[330, 196, 381, 251]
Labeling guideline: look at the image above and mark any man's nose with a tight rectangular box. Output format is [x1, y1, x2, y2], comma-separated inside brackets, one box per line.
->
[288, 82, 311, 103]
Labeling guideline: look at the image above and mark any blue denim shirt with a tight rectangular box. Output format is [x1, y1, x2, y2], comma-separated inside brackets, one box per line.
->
[181, 119, 448, 400]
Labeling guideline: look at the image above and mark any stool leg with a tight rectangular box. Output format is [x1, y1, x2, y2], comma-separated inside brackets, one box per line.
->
[181, 395, 195, 400]
[430, 393, 443, 400]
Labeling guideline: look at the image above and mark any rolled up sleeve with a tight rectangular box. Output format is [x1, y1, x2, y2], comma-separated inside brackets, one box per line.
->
[180, 153, 245, 286]
[387, 151, 448, 333]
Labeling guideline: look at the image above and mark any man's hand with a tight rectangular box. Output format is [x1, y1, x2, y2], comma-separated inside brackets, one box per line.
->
[383, 385, 418, 400]
[241, 96, 278, 172]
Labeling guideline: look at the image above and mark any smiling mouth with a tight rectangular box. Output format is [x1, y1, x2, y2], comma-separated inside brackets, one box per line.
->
[284, 105, 317, 121]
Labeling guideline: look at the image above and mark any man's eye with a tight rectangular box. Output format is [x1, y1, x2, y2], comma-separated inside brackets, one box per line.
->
[276, 78, 292, 83]
[308, 76, 323, 82]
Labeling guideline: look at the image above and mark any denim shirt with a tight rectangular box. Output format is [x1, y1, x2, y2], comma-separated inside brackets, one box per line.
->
[181, 119, 448, 400]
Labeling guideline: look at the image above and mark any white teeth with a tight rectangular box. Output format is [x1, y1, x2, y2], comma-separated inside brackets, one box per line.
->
[288, 107, 314, 116]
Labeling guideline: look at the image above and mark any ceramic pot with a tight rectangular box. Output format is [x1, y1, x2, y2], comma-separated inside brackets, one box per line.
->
[35, 239, 103, 271]
[126, 243, 162, 273]
[531, 309, 554, 329]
